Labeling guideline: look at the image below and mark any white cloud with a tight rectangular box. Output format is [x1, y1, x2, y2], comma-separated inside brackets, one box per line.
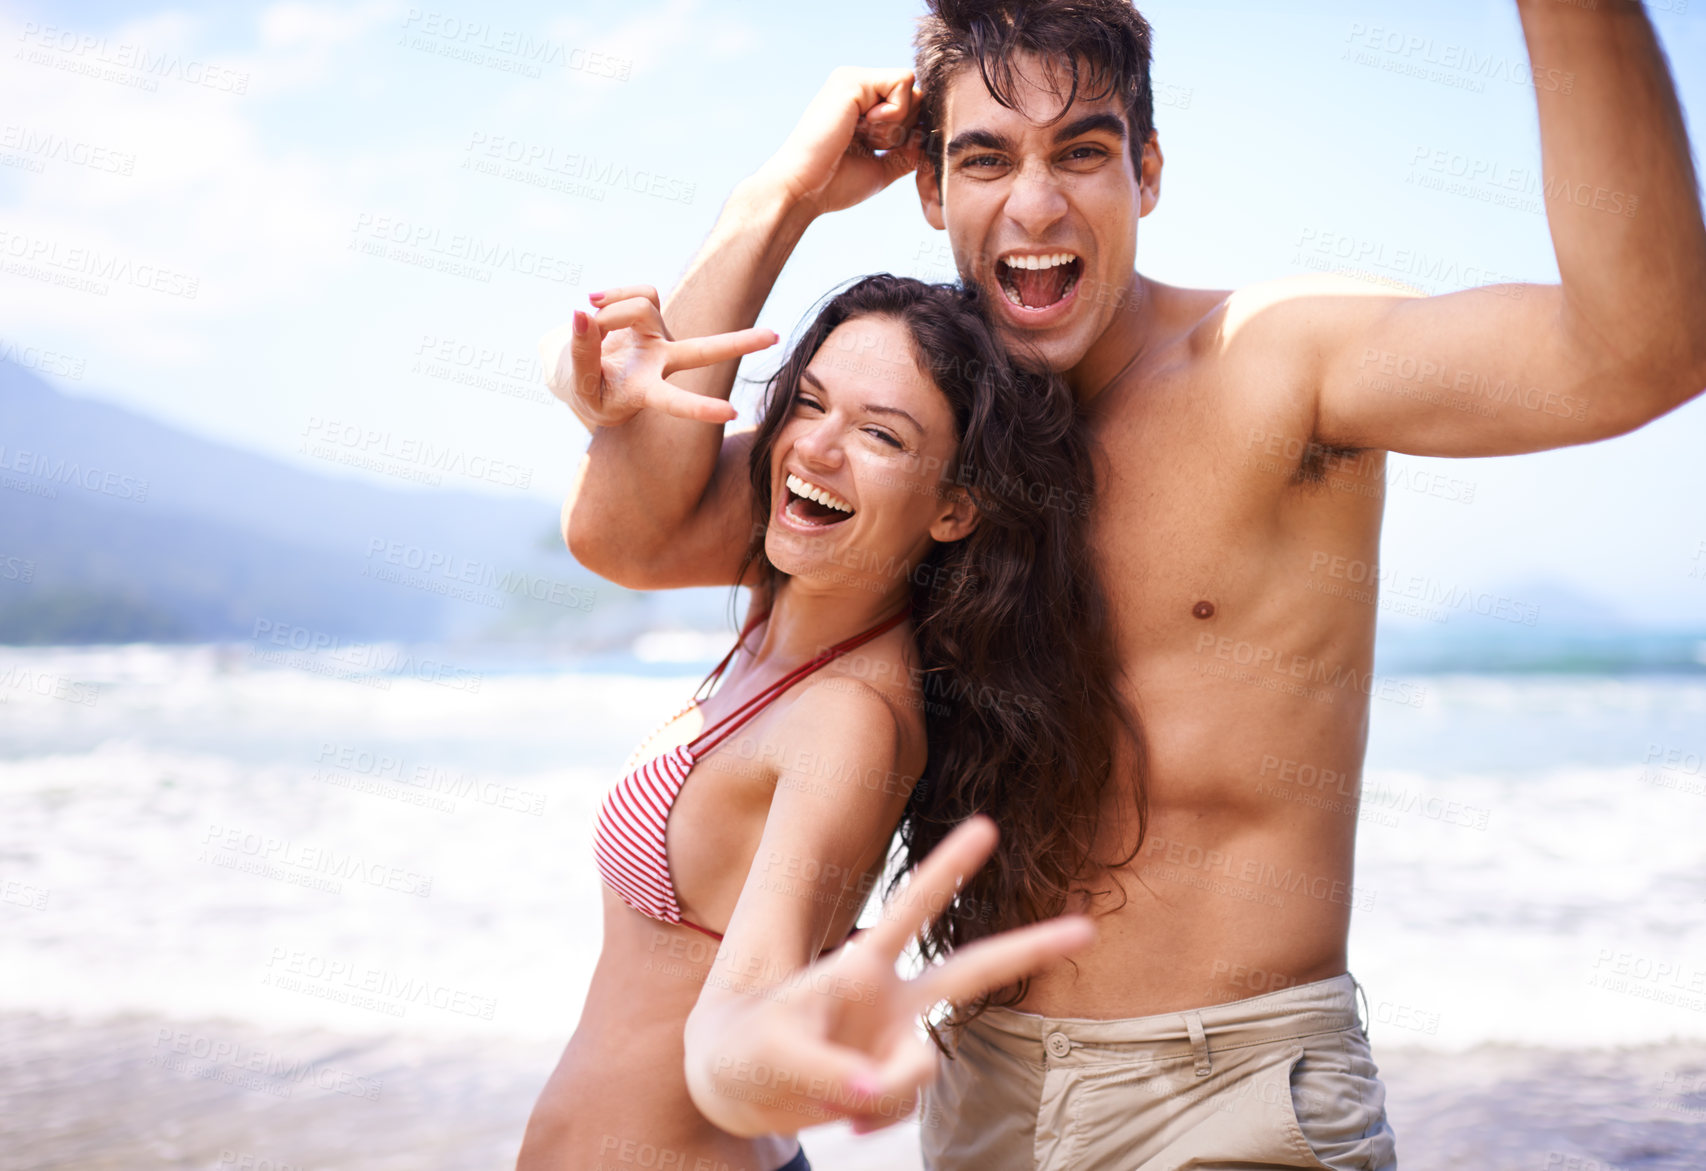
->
[0, 1, 442, 354]
[248, 0, 404, 94]
[260, 1, 398, 50]
[543, 0, 760, 81]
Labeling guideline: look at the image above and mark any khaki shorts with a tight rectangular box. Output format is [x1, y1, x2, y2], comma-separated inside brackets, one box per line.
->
[920, 974, 1396, 1170]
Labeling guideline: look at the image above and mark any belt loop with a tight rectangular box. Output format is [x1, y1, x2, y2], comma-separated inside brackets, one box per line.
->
[1352, 975, 1371, 1040]
[1183, 1011, 1212, 1077]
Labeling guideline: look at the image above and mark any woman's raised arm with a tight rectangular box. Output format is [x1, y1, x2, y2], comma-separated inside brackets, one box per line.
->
[683, 680, 1095, 1139]
[544, 288, 776, 588]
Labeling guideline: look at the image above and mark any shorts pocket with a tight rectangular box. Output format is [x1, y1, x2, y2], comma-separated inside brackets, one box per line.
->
[1071, 1049, 1318, 1169]
[1282, 1031, 1398, 1171]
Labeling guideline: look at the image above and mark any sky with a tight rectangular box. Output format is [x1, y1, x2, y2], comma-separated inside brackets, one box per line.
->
[2, 0, 1704, 626]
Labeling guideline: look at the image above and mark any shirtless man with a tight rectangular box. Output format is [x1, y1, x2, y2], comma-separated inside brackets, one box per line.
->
[547, 0, 1706, 1166]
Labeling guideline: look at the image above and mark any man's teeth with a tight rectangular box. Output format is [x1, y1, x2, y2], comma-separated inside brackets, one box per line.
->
[998, 253, 1081, 308]
[785, 473, 853, 514]
[1002, 252, 1077, 271]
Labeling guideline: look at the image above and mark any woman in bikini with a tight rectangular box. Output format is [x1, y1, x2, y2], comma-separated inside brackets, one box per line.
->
[518, 275, 1131, 1170]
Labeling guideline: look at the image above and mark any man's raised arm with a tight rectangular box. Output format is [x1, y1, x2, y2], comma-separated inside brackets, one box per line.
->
[544, 69, 922, 589]
[1254, 0, 1706, 457]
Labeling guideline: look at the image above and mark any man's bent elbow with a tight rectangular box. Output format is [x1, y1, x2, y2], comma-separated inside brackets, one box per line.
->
[1633, 339, 1706, 426]
[564, 512, 609, 576]
[565, 505, 630, 584]
[1686, 347, 1706, 413]
[1639, 325, 1706, 421]
[1583, 361, 1706, 442]
[564, 500, 675, 589]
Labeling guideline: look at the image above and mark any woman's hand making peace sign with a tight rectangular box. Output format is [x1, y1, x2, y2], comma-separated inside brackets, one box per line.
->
[539, 285, 778, 431]
[682, 817, 1096, 1139]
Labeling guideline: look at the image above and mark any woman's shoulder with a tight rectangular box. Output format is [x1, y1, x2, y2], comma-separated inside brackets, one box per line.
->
[765, 677, 922, 803]
[788, 673, 903, 738]
[781, 671, 924, 771]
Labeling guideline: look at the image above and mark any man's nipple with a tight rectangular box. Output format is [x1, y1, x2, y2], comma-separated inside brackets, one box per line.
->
[1192, 600, 1216, 620]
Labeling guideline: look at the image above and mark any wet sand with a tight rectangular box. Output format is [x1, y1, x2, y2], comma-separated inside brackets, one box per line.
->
[3, 1011, 1704, 1170]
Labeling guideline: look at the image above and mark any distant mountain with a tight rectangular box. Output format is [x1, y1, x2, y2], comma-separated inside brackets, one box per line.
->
[0, 360, 679, 647]
[1374, 577, 1703, 674]
[1376, 624, 1706, 674]
[2, 359, 1694, 667]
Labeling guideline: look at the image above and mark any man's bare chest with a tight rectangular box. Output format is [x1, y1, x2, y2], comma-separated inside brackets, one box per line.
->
[1079, 366, 1381, 651]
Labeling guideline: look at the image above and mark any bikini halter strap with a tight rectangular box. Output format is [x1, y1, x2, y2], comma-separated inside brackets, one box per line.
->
[688, 607, 910, 757]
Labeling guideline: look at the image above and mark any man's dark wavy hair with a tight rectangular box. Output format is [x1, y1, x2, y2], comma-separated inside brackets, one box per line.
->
[914, 0, 1156, 183]
[737, 274, 1143, 1035]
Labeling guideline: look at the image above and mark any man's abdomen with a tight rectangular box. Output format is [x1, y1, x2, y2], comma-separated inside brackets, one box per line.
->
[1014, 647, 1372, 1020]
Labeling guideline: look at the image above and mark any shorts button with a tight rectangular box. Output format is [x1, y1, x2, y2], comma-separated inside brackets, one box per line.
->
[1045, 1031, 1072, 1058]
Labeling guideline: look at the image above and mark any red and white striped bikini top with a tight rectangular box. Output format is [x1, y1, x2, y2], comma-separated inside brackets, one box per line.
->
[594, 607, 909, 941]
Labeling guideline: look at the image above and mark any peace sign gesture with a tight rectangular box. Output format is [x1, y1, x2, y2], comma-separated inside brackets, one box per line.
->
[539, 285, 778, 431]
[682, 817, 1095, 1138]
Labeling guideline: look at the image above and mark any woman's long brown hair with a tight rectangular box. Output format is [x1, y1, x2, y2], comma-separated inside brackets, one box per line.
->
[737, 275, 1143, 1034]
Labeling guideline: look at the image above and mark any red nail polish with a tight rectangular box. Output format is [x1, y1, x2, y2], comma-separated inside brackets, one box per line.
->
[573, 311, 588, 335]
[589, 290, 605, 302]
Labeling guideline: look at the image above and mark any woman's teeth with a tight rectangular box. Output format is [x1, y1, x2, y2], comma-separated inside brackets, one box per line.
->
[784, 472, 853, 514]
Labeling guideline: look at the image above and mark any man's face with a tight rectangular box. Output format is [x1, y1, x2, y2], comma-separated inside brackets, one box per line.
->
[918, 52, 1159, 373]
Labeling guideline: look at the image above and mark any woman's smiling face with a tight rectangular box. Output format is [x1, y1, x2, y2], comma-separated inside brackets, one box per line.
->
[765, 314, 976, 595]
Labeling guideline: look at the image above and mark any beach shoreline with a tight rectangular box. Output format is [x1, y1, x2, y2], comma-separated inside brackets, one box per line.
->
[4, 1010, 1704, 1170]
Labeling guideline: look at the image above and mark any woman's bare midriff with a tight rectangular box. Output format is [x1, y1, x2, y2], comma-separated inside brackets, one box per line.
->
[519, 893, 798, 1171]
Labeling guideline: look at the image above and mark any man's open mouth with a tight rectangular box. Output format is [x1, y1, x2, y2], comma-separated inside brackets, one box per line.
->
[996, 251, 1082, 310]
[782, 472, 855, 527]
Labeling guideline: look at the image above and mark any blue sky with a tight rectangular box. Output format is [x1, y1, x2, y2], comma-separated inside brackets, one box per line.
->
[2, 0, 1704, 625]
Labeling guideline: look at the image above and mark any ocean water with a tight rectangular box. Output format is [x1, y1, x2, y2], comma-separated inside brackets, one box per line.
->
[2, 642, 1704, 1055]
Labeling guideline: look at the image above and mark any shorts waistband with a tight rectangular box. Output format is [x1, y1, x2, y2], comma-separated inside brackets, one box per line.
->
[963, 973, 1364, 1068]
